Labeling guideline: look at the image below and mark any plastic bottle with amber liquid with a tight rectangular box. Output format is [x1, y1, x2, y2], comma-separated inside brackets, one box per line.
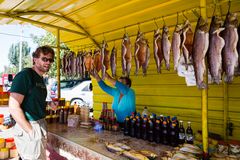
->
[130, 117, 136, 137]
[178, 120, 185, 144]
[141, 115, 148, 140]
[186, 121, 194, 144]
[135, 113, 142, 138]
[169, 120, 178, 147]
[124, 116, 130, 136]
[148, 119, 154, 142]
[154, 117, 161, 143]
[162, 117, 168, 145]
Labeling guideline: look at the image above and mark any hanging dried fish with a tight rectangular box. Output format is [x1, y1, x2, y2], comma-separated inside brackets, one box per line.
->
[101, 40, 110, 80]
[122, 33, 132, 77]
[134, 31, 150, 76]
[162, 26, 171, 70]
[237, 24, 240, 74]
[181, 20, 194, 70]
[207, 16, 225, 84]
[221, 12, 239, 83]
[192, 16, 209, 89]
[84, 51, 94, 73]
[153, 29, 163, 73]
[93, 49, 102, 73]
[110, 46, 117, 78]
[61, 52, 68, 75]
[172, 24, 182, 71]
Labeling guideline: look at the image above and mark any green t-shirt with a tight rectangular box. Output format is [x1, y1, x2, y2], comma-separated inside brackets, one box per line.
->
[10, 68, 47, 121]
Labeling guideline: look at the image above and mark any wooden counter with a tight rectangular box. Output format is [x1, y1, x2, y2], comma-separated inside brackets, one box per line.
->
[47, 123, 173, 160]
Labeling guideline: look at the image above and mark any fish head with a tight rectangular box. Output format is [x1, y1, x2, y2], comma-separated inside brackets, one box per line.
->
[154, 29, 161, 39]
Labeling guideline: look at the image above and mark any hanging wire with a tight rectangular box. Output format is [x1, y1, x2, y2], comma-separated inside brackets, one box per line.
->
[212, 2, 217, 17]
[153, 18, 159, 28]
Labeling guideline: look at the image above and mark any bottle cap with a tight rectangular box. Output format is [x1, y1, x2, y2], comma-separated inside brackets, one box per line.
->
[5, 138, 14, 142]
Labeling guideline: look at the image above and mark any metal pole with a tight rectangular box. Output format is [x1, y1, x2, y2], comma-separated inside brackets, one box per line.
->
[56, 29, 61, 99]
[19, 25, 23, 72]
[200, 0, 208, 158]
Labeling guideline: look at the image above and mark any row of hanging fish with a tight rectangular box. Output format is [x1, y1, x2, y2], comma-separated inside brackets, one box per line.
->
[61, 50, 95, 79]
[193, 12, 239, 89]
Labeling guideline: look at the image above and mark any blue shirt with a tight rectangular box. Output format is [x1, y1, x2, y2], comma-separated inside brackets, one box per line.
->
[98, 80, 136, 123]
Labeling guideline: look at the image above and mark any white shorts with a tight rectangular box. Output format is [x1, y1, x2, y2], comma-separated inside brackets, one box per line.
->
[13, 119, 47, 160]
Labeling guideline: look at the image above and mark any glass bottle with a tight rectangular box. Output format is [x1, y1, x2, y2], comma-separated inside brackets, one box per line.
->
[186, 121, 193, 144]
[178, 120, 185, 144]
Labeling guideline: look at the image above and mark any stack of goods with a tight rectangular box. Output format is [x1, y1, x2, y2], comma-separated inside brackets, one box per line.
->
[160, 144, 202, 160]
[123, 112, 194, 147]
[105, 142, 157, 160]
[0, 138, 18, 159]
[80, 105, 91, 128]
[99, 102, 118, 131]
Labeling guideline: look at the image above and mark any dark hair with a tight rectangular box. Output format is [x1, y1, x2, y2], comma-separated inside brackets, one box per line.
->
[119, 76, 132, 87]
[32, 45, 55, 58]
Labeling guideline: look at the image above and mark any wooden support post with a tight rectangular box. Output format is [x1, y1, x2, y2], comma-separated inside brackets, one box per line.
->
[200, 0, 209, 159]
[223, 79, 228, 141]
[56, 29, 61, 99]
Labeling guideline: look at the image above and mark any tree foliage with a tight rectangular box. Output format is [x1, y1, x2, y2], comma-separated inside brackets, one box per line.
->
[31, 32, 69, 77]
[8, 41, 31, 73]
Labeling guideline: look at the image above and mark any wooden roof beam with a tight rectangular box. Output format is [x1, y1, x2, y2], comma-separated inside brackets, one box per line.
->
[11, 11, 100, 48]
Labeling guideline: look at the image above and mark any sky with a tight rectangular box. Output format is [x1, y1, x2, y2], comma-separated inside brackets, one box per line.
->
[0, 24, 46, 72]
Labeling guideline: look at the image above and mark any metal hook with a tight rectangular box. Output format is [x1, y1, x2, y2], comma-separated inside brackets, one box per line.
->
[138, 23, 141, 31]
[228, 0, 231, 14]
[212, 2, 217, 17]
[176, 12, 179, 25]
[162, 16, 166, 26]
[192, 9, 200, 18]
[102, 32, 106, 41]
[182, 10, 188, 20]
[154, 18, 159, 28]
[124, 26, 127, 34]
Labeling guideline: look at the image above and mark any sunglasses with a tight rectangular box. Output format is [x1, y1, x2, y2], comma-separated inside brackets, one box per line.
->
[41, 57, 54, 63]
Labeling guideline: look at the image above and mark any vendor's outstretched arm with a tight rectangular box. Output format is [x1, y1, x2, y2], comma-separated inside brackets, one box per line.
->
[90, 69, 115, 96]
[105, 72, 129, 95]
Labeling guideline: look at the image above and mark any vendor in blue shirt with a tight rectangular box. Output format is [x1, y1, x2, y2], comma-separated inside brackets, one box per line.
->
[92, 70, 136, 124]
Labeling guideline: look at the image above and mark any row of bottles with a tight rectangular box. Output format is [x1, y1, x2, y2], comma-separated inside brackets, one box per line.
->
[123, 112, 194, 147]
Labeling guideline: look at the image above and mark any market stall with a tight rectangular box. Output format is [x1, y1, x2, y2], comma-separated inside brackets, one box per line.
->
[0, 0, 240, 159]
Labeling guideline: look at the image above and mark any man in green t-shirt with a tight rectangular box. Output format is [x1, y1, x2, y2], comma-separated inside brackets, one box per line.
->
[9, 45, 55, 160]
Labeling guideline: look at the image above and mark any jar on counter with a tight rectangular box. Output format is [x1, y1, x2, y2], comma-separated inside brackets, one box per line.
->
[10, 146, 18, 158]
[0, 138, 5, 149]
[5, 138, 14, 148]
[45, 115, 52, 124]
[0, 148, 9, 159]
[0, 114, 4, 124]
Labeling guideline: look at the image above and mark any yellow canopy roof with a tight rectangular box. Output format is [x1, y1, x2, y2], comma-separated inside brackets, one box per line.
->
[0, 0, 239, 49]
